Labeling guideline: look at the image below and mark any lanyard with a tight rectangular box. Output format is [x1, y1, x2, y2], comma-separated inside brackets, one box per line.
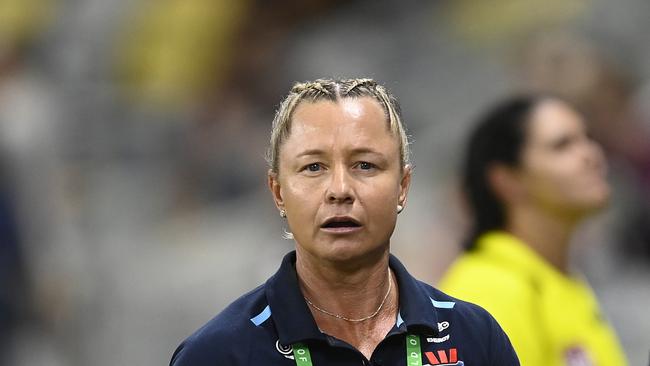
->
[292, 342, 313, 366]
[292, 334, 422, 366]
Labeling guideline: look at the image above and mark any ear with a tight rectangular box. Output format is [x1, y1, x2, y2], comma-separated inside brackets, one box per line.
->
[486, 163, 524, 206]
[268, 169, 284, 210]
[398, 164, 413, 208]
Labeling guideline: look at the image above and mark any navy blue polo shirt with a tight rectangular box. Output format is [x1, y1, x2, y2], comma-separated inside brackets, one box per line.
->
[170, 251, 519, 365]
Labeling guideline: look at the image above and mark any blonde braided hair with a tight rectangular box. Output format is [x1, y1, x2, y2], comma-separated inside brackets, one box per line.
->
[267, 78, 410, 173]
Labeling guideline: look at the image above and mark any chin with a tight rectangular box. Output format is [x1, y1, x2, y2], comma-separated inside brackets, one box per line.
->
[320, 239, 388, 265]
[575, 181, 611, 209]
[575, 193, 610, 217]
[591, 185, 611, 209]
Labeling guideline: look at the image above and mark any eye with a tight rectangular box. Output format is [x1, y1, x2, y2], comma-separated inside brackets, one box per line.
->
[585, 130, 599, 144]
[357, 161, 375, 170]
[550, 135, 573, 151]
[304, 163, 321, 172]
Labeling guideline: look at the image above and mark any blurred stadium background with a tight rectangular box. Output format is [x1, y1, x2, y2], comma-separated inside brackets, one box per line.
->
[1, 0, 649, 364]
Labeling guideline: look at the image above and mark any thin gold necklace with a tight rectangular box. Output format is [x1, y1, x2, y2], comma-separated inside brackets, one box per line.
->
[304, 270, 392, 322]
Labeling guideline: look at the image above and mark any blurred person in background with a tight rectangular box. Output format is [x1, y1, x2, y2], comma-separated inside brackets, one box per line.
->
[170, 78, 519, 365]
[515, 35, 650, 361]
[0, 158, 29, 365]
[439, 95, 627, 365]
[0, 0, 72, 364]
[517, 31, 650, 265]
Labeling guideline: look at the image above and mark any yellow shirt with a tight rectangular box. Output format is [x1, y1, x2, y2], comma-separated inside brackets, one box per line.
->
[439, 231, 627, 366]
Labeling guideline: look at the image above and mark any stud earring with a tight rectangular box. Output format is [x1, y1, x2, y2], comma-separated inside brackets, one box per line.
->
[280, 209, 287, 218]
[397, 205, 404, 214]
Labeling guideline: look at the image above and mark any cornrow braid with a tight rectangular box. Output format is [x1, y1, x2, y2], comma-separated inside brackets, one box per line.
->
[291, 81, 331, 95]
[267, 78, 411, 173]
[341, 78, 378, 96]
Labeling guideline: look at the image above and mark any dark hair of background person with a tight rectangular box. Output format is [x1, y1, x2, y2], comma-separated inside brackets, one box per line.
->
[462, 94, 571, 250]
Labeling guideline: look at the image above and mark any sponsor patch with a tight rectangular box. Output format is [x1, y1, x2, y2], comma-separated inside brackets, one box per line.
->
[426, 334, 450, 343]
[424, 348, 464, 365]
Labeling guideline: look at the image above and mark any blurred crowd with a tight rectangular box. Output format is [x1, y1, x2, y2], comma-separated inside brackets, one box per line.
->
[0, 0, 649, 365]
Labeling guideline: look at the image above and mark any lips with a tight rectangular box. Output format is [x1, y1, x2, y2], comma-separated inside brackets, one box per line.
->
[320, 216, 362, 231]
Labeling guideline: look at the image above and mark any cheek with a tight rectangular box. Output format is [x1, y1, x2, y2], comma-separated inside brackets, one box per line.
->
[282, 188, 318, 239]
[282, 179, 320, 213]
[359, 179, 401, 217]
[526, 162, 581, 202]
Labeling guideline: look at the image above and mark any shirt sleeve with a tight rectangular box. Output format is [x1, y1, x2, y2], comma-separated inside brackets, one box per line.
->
[487, 314, 521, 366]
[169, 338, 237, 366]
[169, 343, 184, 366]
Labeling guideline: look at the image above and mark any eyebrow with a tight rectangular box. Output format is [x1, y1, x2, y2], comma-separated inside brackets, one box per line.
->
[296, 149, 326, 158]
[349, 148, 385, 157]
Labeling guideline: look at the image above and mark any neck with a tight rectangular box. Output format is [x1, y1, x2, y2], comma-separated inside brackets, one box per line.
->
[506, 205, 578, 273]
[295, 247, 394, 320]
[295, 246, 398, 359]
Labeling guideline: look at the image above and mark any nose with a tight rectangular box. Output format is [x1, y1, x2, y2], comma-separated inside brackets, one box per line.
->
[326, 165, 355, 204]
[583, 138, 606, 170]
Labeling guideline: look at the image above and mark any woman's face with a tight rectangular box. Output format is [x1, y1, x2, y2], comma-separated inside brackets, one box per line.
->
[517, 99, 609, 219]
[269, 97, 411, 264]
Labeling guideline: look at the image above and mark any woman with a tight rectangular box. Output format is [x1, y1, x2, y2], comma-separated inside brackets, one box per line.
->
[439, 95, 628, 366]
[170, 78, 519, 365]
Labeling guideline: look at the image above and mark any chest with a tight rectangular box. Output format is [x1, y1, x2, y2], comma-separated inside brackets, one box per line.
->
[249, 331, 482, 366]
[314, 317, 395, 360]
[533, 279, 626, 365]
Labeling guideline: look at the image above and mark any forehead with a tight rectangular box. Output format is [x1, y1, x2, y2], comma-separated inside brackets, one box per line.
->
[283, 97, 398, 153]
[292, 96, 386, 128]
[526, 99, 585, 143]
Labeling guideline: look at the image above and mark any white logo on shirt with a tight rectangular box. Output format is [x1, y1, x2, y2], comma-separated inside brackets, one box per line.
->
[438, 321, 450, 332]
[275, 340, 294, 360]
[426, 321, 451, 343]
[426, 334, 450, 343]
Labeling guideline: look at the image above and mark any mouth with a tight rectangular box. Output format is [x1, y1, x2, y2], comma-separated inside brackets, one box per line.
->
[320, 216, 363, 233]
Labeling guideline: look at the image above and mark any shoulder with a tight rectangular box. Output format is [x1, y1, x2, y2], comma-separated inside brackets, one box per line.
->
[439, 251, 538, 310]
[423, 280, 500, 332]
[441, 250, 518, 285]
[170, 285, 269, 366]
